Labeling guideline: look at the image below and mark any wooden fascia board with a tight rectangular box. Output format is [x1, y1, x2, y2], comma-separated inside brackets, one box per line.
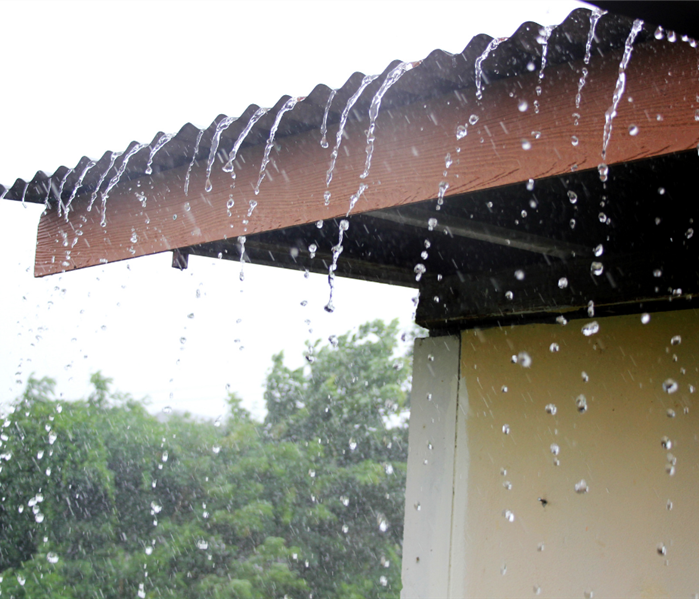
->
[35, 39, 699, 277]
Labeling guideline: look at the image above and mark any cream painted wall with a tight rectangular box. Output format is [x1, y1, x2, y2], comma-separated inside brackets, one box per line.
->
[454, 309, 699, 598]
[402, 309, 699, 598]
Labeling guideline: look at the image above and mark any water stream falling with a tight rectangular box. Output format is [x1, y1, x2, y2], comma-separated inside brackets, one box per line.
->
[475, 37, 506, 100]
[238, 235, 246, 281]
[56, 168, 74, 219]
[534, 25, 555, 113]
[100, 143, 150, 227]
[325, 74, 380, 203]
[254, 97, 298, 196]
[319, 89, 337, 149]
[601, 19, 644, 162]
[65, 160, 96, 217]
[324, 219, 349, 313]
[576, 8, 606, 109]
[360, 61, 414, 180]
[222, 107, 269, 180]
[184, 128, 204, 196]
[145, 133, 174, 176]
[88, 152, 123, 212]
[19, 181, 29, 208]
[205, 116, 238, 192]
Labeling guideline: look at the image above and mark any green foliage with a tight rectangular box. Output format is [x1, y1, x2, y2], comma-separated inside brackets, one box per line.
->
[0, 320, 411, 598]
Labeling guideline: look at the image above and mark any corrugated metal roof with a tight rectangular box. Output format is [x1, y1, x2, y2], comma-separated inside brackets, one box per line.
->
[1, 7, 652, 205]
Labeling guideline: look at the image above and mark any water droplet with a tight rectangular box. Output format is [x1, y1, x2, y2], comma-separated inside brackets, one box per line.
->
[598, 163, 609, 182]
[379, 575, 388, 587]
[661, 436, 673, 450]
[469, 114, 479, 125]
[549, 343, 560, 353]
[584, 590, 594, 599]
[571, 135, 579, 146]
[47, 552, 59, 564]
[582, 371, 589, 382]
[526, 179, 535, 191]
[501, 386, 508, 393]
[629, 124, 639, 136]
[591, 261, 604, 276]
[48, 431, 57, 445]
[537, 542, 545, 552]
[503, 481, 512, 490]
[308, 469, 316, 478]
[581, 321, 599, 336]
[502, 424, 511, 434]
[550, 443, 560, 455]
[17, 575, 26, 586]
[666, 463, 676, 475]
[657, 543, 667, 556]
[594, 244, 604, 257]
[212, 445, 221, 455]
[663, 379, 678, 394]
[349, 439, 357, 451]
[517, 351, 532, 368]
[576, 395, 588, 413]
[666, 499, 673, 510]
[515, 269, 525, 281]
[456, 125, 468, 140]
[427, 217, 438, 231]
[196, 540, 209, 550]
[518, 99, 528, 112]
[414, 263, 426, 281]
[35, 512, 45, 523]
[655, 25, 665, 40]
[575, 479, 589, 493]
[521, 139, 532, 150]
[341, 496, 350, 507]
[641, 313, 651, 324]
[505, 290, 514, 300]
[161, 451, 168, 462]
[502, 509, 515, 522]
[558, 277, 569, 289]
[378, 517, 388, 532]
[545, 404, 557, 415]
[670, 335, 681, 346]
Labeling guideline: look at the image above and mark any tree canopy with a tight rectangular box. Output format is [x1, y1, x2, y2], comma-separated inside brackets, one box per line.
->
[0, 319, 412, 598]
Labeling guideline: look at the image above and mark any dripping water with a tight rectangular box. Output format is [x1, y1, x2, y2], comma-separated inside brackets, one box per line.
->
[576, 8, 606, 109]
[222, 107, 269, 180]
[88, 152, 122, 212]
[361, 61, 414, 180]
[254, 97, 297, 195]
[44, 178, 54, 211]
[145, 133, 174, 176]
[184, 128, 204, 196]
[475, 37, 506, 100]
[20, 181, 29, 208]
[56, 168, 74, 219]
[238, 235, 247, 281]
[534, 25, 555, 113]
[324, 219, 349, 313]
[325, 74, 380, 200]
[601, 19, 644, 161]
[100, 143, 150, 227]
[205, 116, 238, 192]
[65, 160, 96, 217]
[319, 89, 337, 149]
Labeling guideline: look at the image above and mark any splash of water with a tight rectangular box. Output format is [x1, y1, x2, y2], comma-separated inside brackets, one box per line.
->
[222, 107, 269, 180]
[475, 37, 507, 100]
[325, 74, 380, 196]
[100, 143, 150, 227]
[205, 116, 238, 192]
[320, 89, 337, 149]
[576, 8, 606, 109]
[254, 97, 298, 195]
[324, 219, 349, 312]
[184, 128, 204, 196]
[145, 133, 174, 175]
[65, 160, 96, 216]
[88, 152, 123, 212]
[601, 19, 644, 160]
[361, 62, 414, 180]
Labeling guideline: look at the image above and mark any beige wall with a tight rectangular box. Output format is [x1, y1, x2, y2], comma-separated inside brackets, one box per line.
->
[453, 309, 699, 598]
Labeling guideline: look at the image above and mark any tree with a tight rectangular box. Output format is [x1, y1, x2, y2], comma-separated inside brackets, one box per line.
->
[0, 319, 413, 598]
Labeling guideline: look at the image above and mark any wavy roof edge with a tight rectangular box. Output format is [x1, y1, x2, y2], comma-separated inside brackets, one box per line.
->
[2, 7, 649, 205]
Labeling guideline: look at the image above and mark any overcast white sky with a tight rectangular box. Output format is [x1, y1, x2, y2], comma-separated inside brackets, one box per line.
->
[0, 0, 587, 420]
